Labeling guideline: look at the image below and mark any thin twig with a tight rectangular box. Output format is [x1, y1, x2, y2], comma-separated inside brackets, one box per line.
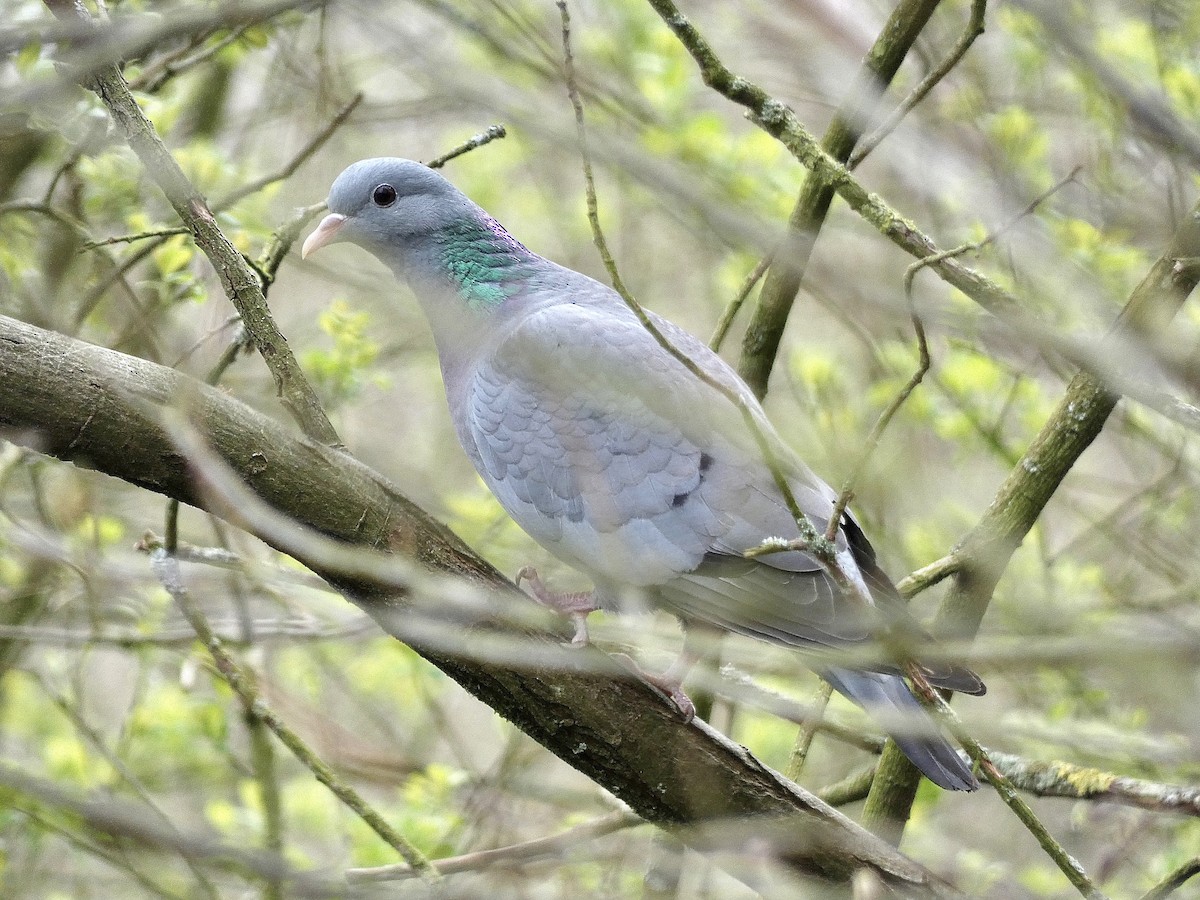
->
[850, 0, 989, 168]
[983, 752, 1200, 819]
[976, 166, 1083, 254]
[216, 93, 364, 209]
[148, 549, 441, 883]
[80, 226, 189, 250]
[786, 680, 833, 781]
[709, 252, 772, 352]
[129, 25, 251, 93]
[249, 693, 285, 900]
[896, 553, 961, 598]
[825, 284, 930, 542]
[425, 124, 508, 169]
[347, 811, 641, 882]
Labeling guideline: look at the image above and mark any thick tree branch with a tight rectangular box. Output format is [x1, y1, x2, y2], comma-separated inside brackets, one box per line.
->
[0, 314, 959, 894]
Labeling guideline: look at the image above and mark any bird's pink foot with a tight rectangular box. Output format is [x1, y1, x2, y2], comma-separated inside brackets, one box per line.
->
[612, 653, 697, 722]
[643, 669, 697, 722]
[515, 566, 597, 646]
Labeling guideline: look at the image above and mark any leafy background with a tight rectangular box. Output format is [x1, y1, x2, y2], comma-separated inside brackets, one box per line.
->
[2, 0, 1200, 896]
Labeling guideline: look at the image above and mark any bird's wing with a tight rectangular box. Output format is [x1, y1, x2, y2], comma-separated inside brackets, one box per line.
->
[462, 298, 878, 647]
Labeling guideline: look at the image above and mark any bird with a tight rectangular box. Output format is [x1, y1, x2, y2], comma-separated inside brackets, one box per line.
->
[302, 157, 985, 791]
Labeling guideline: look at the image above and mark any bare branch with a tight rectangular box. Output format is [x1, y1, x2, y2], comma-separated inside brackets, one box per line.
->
[148, 549, 441, 881]
[425, 124, 509, 169]
[347, 810, 641, 882]
[850, 0, 989, 168]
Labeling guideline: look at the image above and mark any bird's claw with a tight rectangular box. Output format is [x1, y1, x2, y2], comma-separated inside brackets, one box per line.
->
[515, 566, 597, 647]
[612, 653, 696, 722]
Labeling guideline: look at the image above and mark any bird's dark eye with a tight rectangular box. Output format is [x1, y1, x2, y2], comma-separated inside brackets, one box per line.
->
[372, 183, 397, 207]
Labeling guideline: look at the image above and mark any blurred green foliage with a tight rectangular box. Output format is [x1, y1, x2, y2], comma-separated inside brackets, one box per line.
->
[0, 0, 1199, 897]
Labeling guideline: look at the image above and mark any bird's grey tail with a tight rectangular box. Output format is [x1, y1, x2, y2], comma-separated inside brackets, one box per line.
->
[823, 668, 978, 791]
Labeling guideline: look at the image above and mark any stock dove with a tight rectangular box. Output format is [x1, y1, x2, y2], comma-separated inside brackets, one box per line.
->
[303, 158, 984, 790]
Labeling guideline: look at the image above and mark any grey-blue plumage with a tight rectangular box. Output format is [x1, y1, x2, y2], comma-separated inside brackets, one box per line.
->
[304, 158, 984, 790]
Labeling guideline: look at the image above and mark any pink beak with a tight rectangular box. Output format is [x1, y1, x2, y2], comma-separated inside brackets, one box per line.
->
[301, 213, 348, 259]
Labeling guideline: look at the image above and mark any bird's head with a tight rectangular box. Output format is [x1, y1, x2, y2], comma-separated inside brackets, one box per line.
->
[301, 158, 476, 263]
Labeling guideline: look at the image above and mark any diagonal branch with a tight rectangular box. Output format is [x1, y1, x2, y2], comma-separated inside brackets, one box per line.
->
[44, 0, 341, 449]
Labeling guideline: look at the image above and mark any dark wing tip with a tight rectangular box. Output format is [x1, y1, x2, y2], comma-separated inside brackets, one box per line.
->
[921, 663, 987, 696]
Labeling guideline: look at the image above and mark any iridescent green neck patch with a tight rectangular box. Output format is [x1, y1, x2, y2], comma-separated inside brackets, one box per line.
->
[437, 218, 537, 311]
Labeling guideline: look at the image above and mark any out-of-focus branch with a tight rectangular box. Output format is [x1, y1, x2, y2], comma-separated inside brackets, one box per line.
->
[216, 93, 363, 209]
[0, 761, 340, 895]
[36, 676, 222, 899]
[1017, 1, 1200, 169]
[128, 25, 251, 93]
[0, 618, 376, 647]
[346, 810, 641, 882]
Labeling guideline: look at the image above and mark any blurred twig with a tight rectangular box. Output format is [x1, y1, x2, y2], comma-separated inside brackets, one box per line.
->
[1017, 1, 1200, 169]
[128, 25, 251, 93]
[347, 810, 642, 882]
[217, 93, 364, 209]
[0, 761, 340, 894]
[849, 0, 989, 168]
[148, 549, 442, 883]
[786, 680, 834, 781]
[0, 618, 377, 647]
